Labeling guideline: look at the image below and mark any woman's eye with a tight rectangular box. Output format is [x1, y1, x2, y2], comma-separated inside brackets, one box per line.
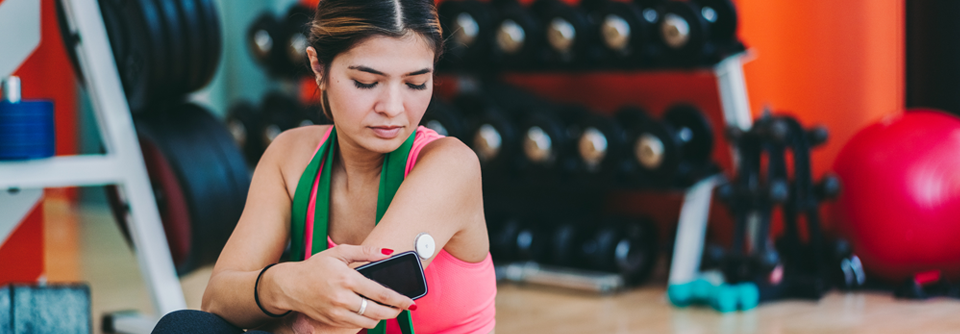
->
[407, 82, 428, 91]
[354, 80, 377, 89]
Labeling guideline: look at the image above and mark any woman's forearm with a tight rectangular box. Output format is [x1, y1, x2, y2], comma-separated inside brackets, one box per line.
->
[201, 263, 295, 329]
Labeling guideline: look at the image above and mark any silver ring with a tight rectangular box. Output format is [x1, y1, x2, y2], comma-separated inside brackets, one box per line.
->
[356, 297, 368, 316]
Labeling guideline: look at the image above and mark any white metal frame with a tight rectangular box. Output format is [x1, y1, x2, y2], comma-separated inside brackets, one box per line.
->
[0, 0, 186, 319]
[666, 53, 754, 288]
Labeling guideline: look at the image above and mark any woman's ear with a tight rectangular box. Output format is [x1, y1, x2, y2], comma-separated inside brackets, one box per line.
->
[306, 46, 325, 90]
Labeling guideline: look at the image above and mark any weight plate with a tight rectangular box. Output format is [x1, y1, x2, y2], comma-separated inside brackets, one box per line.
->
[542, 0, 596, 65]
[280, 4, 314, 78]
[180, 103, 252, 265]
[131, 0, 172, 109]
[493, 1, 547, 68]
[132, 105, 242, 273]
[105, 0, 156, 112]
[437, 0, 496, 69]
[421, 98, 467, 139]
[658, 0, 708, 66]
[696, 0, 738, 42]
[247, 12, 282, 72]
[225, 101, 265, 166]
[663, 104, 714, 166]
[175, 0, 207, 93]
[196, 0, 223, 90]
[456, 94, 519, 174]
[616, 106, 679, 185]
[154, 0, 187, 92]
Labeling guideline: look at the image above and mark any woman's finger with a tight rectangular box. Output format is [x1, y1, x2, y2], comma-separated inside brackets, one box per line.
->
[332, 244, 393, 265]
[356, 297, 404, 321]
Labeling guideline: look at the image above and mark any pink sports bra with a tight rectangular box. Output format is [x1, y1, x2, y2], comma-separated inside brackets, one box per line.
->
[300, 126, 496, 334]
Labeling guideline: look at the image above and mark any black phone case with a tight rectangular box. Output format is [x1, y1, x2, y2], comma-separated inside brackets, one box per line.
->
[355, 250, 429, 300]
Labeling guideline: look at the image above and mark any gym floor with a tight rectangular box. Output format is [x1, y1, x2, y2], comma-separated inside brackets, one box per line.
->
[44, 197, 960, 334]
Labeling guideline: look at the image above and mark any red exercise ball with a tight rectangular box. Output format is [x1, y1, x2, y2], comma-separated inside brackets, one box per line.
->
[834, 109, 960, 283]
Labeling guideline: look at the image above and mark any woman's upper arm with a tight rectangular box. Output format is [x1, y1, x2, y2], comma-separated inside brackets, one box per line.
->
[211, 127, 320, 274]
[360, 137, 488, 266]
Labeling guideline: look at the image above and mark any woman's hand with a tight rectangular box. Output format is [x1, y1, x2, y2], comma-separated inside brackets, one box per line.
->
[265, 244, 416, 330]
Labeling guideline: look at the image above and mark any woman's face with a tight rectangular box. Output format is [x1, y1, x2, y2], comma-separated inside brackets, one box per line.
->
[320, 34, 435, 154]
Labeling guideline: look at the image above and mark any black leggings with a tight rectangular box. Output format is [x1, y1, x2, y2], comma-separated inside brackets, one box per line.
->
[151, 309, 273, 334]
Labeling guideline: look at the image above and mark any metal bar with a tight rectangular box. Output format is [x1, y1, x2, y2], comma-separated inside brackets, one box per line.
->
[715, 53, 754, 131]
[667, 176, 719, 285]
[58, 0, 186, 316]
[0, 155, 126, 189]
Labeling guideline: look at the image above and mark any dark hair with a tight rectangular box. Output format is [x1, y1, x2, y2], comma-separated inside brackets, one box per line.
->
[309, 0, 444, 120]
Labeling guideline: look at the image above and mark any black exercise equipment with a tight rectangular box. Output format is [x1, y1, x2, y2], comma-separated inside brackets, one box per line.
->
[490, 0, 553, 70]
[107, 103, 250, 275]
[616, 104, 714, 187]
[657, 0, 741, 66]
[595, 0, 663, 67]
[894, 271, 960, 300]
[577, 216, 659, 286]
[247, 12, 282, 76]
[260, 92, 317, 149]
[57, 0, 222, 112]
[716, 112, 862, 302]
[488, 215, 523, 263]
[575, 111, 628, 186]
[279, 4, 314, 78]
[437, 0, 498, 71]
[539, 0, 607, 69]
[518, 104, 586, 183]
[421, 97, 468, 139]
[225, 100, 264, 167]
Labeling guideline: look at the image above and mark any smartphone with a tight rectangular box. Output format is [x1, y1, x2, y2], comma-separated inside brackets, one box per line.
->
[355, 251, 428, 300]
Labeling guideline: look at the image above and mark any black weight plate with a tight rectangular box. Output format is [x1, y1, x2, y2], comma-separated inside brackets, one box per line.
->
[421, 98, 467, 139]
[131, 0, 171, 109]
[247, 12, 282, 73]
[663, 104, 714, 166]
[225, 101, 265, 166]
[280, 4, 314, 78]
[616, 106, 679, 185]
[133, 106, 237, 273]
[596, 1, 648, 59]
[696, 0, 737, 42]
[175, 0, 207, 93]
[548, 221, 587, 267]
[196, 0, 222, 90]
[542, 0, 596, 65]
[456, 94, 520, 174]
[154, 0, 187, 93]
[658, 0, 708, 66]
[577, 112, 627, 181]
[102, 0, 156, 112]
[493, 1, 548, 68]
[437, 0, 496, 69]
[181, 103, 252, 265]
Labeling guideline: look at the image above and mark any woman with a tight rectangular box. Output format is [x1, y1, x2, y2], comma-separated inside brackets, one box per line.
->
[153, 0, 496, 333]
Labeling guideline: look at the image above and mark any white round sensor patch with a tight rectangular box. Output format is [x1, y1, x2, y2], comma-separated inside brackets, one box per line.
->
[415, 233, 435, 260]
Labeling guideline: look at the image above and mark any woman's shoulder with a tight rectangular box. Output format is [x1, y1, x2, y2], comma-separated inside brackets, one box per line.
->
[258, 124, 333, 175]
[416, 136, 480, 175]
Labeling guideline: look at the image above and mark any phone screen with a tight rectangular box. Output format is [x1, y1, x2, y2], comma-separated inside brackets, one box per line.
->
[356, 251, 428, 300]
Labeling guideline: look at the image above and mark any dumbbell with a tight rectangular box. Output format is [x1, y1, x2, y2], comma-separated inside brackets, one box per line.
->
[594, 0, 664, 67]
[247, 11, 282, 75]
[421, 97, 468, 139]
[658, 0, 739, 66]
[577, 217, 659, 286]
[491, 0, 554, 70]
[667, 278, 760, 312]
[518, 105, 587, 182]
[458, 83, 544, 178]
[618, 104, 714, 186]
[576, 112, 629, 185]
[225, 101, 264, 166]
[260, 92, 317, 149]
[437, 0, 498, 71]
[279, 4, 315, 77]
[539, 0, 607, 69]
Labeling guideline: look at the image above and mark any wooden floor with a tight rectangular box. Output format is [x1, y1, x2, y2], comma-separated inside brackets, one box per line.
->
[43, 199, 960, 333]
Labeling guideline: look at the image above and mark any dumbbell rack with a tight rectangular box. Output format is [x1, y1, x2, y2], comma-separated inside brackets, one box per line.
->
[0, 0, 185, 331]
[494, 53, 754, 293]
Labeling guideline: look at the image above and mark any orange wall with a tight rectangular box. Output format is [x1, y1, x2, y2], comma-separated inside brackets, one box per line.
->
[737, 0, 904, 231]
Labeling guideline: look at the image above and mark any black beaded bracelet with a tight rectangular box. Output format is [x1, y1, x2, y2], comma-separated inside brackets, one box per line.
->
[255, 263, 292, 318]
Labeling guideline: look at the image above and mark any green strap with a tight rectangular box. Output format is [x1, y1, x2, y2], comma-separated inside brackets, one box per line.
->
[290, 127, 418, 334]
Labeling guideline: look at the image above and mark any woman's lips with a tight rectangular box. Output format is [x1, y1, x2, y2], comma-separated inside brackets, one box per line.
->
[370, 126, 402, 139]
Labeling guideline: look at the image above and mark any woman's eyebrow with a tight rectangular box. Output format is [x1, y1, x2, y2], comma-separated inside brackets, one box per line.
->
[347, 65, 431, 77]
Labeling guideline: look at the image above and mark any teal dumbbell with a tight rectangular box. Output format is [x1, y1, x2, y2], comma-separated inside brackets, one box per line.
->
[668, 279, 759, 312]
